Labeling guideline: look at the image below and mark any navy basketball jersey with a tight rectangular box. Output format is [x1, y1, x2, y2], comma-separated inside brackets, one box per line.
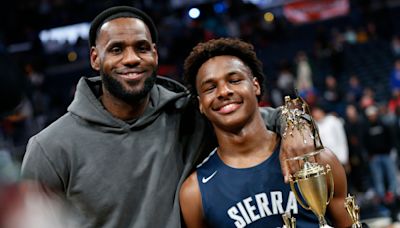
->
[196, 148, 319, 228]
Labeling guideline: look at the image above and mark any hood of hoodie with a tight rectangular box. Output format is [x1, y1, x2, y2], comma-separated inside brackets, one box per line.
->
[67, 76, 189, 132]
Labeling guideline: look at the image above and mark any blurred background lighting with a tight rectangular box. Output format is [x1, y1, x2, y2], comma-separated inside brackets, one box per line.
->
[67, 51, 78, 62]
[188, 7, 201, 19]
[213, 2, 227, 14]
[264, 12, 274, 22]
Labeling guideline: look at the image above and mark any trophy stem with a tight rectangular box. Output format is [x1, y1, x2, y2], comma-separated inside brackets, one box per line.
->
[318, 216, 328, 228]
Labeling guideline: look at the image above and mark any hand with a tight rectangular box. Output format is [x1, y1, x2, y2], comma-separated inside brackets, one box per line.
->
[279, 123, 318, 183]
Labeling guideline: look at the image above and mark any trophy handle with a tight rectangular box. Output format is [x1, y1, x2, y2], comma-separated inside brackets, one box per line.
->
[325, 165, 334, 205]
[289, 176, 311, 210]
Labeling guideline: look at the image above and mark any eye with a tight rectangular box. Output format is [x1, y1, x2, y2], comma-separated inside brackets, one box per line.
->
[110, 46, 122, 54]
[202, 84, 216, 93]
[229, 78, 242, 84]
[136, 42, 152, 53]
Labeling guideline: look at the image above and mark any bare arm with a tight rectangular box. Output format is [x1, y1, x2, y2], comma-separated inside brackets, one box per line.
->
[319, 148, 352, 228]
[179, 172, 208, 228]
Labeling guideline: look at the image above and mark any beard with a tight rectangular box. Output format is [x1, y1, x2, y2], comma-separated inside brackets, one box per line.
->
[101, 70, 157, 103]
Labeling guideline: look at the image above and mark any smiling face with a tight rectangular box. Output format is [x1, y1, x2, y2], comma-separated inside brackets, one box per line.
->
[90, 17, 158, 103]
[196, 55, 261, 132]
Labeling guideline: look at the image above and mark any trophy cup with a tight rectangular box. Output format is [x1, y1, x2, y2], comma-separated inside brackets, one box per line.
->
[282, 211, 296, 228]
[287, 150, 334, 228]
[344, 194, 362, 228]
[282, 96, 334, 228]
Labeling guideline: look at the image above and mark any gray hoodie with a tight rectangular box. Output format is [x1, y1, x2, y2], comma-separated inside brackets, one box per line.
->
[21, 76, 280, 228]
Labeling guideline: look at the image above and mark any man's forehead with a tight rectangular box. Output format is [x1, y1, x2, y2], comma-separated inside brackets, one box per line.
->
[88, 6, 158, 47]
[100, 17, 148, 33]
[97, 18, 152, 42]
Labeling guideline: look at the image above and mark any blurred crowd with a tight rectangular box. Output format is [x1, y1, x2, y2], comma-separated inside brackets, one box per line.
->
[1, 0, 400, 226]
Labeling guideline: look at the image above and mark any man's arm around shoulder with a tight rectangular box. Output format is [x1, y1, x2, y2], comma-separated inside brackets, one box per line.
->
[259, 106, 281, 133]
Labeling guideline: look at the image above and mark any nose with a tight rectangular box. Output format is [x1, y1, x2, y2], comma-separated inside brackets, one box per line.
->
[122, 48, 140, 66]
[216, 83, 233, 99]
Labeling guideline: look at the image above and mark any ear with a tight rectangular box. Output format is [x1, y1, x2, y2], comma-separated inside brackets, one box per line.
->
[90, 47, 100, 71]
[152, 43, 159, 65]
[252, 77, 261, 96]
[197, 96, 204, 114]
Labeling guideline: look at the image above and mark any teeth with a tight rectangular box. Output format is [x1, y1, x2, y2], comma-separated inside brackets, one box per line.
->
[121, 72, 142, 79]
[219, 103, 239, 113]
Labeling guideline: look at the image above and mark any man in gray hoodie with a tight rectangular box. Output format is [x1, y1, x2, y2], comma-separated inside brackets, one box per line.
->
[21, 6, 315, 228]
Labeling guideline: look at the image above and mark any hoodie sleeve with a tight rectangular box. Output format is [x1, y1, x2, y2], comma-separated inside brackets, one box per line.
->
[21, 137, 65, 192]
[259, 106, 282, 134]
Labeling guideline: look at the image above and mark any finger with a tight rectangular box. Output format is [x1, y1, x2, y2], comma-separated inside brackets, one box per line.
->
[279, 151, 290, 183]
[280, 149, 301, 183]
[283, 162, 290, 183]
[288, 159, 300, 175]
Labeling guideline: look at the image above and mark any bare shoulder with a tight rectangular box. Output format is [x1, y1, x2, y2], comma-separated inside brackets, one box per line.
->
[180, 172, 207, 228]
[180, 172, 200, 198]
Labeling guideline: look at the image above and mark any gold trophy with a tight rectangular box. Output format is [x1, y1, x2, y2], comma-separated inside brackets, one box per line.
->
[287, 150, 334, 228]
[344, 194, 362, 228]
[282, 96, 334, 228]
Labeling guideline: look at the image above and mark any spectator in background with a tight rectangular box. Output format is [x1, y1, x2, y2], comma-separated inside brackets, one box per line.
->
[276, 60, 295, 98]
[346, 74, 363, 104]
[393, 106, 400, 169]
[378, 102, 395, 126]
[360, 87, 376, 110]
[0, 47, 25, 199]
[322, 75, 344, 116]
[389, 59, 400, 93]
[311, 104, 349, 170]
[391, 35, 400, 57]
[271, 60, 295, 106]
[295, 51, 313, 93]
[0, 50, 31, 165]
[363, 105, 398, 205]
[0, 52, 27, 119]
[388, 89, 400, 114]
[295, 51, 317, 105]
[330, 28, 345, 77]
[24, 63, 50, 130]
[366, 22, 378, 41]
[344, 104, 370, 193]
[1, 97, 37, 161]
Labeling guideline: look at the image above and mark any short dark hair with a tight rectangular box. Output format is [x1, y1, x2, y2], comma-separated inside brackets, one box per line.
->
[183, 38, 265, 100]
[89, 6, 158, 47]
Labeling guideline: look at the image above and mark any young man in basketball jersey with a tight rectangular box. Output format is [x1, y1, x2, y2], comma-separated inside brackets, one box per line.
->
[180, 38, 352, 228]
